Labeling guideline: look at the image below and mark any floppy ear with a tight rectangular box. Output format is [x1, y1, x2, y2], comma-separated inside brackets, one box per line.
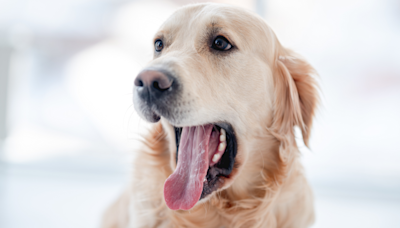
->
[272, 48, 318, 147]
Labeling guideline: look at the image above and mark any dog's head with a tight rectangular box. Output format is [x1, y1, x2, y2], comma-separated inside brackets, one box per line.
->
[133, 3, 318, 211]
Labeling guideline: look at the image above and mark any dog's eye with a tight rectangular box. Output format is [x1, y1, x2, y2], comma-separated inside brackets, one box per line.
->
[212, 36, 232, 51]
[155, 39, 163, 52]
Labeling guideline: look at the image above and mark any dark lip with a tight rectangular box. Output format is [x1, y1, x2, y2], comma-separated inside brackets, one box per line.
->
[174, 123, 238, 200]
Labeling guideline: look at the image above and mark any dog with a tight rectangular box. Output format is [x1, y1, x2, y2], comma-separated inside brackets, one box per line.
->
[102, 3, 318, 228]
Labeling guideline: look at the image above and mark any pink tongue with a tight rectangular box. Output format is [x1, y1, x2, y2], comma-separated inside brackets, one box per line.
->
[164, 124, 219, 210]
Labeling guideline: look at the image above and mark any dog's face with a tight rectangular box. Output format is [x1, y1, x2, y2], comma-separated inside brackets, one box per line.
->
[133, 3, 317, 211]
[135, 4, 276, 128]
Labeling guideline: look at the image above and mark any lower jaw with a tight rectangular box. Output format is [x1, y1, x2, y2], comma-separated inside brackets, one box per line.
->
[201, 168, 226, 200]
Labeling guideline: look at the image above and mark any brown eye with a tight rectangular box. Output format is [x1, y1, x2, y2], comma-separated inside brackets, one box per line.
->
[212, 36, 232, 51]
[155, 39, 163, 52]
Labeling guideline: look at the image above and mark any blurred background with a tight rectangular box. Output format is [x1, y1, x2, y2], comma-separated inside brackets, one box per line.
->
[0, 0, 399, 227]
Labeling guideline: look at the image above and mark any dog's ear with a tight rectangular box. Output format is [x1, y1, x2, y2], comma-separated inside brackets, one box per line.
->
[272, 48, 318, 147]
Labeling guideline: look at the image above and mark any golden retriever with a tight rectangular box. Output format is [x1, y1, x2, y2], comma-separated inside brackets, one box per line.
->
[102, 3, 318, 228]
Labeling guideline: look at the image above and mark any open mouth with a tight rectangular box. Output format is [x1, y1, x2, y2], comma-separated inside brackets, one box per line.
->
[163, 123, 237, 210]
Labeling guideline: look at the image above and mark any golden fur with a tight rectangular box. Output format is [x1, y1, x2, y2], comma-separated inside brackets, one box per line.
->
[102, 3, 318, 228]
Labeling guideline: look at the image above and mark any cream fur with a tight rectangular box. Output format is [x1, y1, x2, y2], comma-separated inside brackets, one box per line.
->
[102, 3, 318, 228]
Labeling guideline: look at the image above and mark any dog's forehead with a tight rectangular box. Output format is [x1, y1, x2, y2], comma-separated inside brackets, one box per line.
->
[153, 3, 276, 61]
[156, 4, 256, 39]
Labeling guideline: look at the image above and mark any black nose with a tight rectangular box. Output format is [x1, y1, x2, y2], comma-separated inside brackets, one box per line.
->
[134, 69, 175, 100]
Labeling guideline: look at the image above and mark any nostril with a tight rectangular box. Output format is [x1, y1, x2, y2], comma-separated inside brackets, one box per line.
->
[134, 78, 144, 87]
[153, 79, 172, 91]
[153, 81, 161, 90]
[153, 81, 169, 91]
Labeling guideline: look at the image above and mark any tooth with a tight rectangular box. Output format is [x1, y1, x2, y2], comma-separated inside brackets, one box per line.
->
[220, 134, 226, 142]
[212, 153, 220, 163]
[218, 142, 226, 152]
[220, 129, 226, 141]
